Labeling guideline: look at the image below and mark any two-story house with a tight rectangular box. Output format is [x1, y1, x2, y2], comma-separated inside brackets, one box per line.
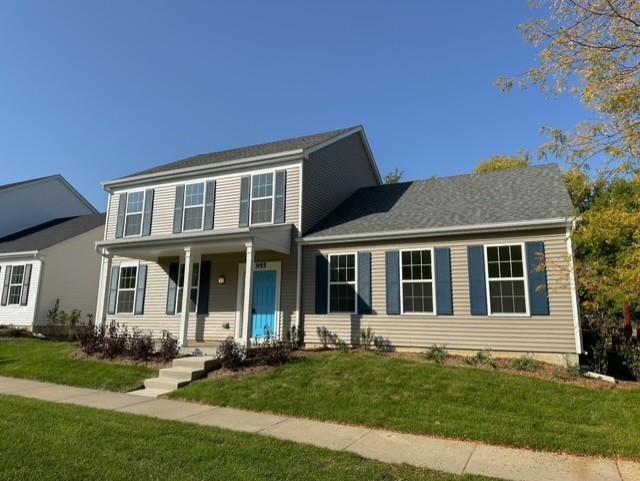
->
[95, 126, 582, 364]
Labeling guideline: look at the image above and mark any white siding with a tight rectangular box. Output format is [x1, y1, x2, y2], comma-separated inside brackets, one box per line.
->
[0, 260, 42, 327]
[302, 228, 579, 355]
[35, 226, 104, 325]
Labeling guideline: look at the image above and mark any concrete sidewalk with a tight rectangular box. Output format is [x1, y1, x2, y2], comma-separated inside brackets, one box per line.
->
[1, 376, 638, 481]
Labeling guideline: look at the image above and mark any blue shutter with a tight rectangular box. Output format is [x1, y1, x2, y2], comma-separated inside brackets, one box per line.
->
[142, 189, 154, 236]
[107, 266, 119, 315]
[134, 265, 147, 315]
[166, 263, 179, 315]
[20, 264, 32, 306]
[204, 181, 216, 230]
[115, 193, 127, 238]
[315, 255, 328, 314]
[173, 185, 185, 234]
[1, 266, 12, 306]
[357, 252, 372, 315]
[274, 170, 286, 224]
[467, 246, 488, 315]
[526, 242, 550, 316]
[198, 261, 211, 314]
[386, 251, 400, 315]
[435, 248, 453, 315]
[239, 176, 250, 227]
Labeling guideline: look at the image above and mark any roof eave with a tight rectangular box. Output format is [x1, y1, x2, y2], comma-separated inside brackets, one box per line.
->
[299, 217, 574, 245]
[102, 150, 305, 192]
[0, 250, 40, 260]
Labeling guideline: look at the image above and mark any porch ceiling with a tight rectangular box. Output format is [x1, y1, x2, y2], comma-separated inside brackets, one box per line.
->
[96, 224, 292, 261]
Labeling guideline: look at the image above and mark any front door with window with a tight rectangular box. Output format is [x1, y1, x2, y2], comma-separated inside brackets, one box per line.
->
[252, 270, 277, 339]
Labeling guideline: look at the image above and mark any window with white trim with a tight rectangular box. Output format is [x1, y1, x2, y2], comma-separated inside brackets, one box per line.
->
[401, 249, 434, 313]
[116, 266, 138, 313]
[183, 183, 205, 231]
[176, 263, 200, 313]
[8, 265, 25, 305]
[329, 254, 356, 313]
[250, 172, 274, 224]
[486, 244, 527, 314]
[124, 191, 145, 236]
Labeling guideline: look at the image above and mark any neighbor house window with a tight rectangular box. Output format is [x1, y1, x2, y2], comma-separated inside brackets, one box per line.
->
[250, 172, 274, 224]
[183, 183, 205, 231]
[124, 191, 145, 236]
[329, 254, 356, 313]
[116, 266, 138, 313]
[176, 263, 200, 313]
[401, 249, 434, 313]
[486, 244, 527, 314]
[7, 265, 25, 305]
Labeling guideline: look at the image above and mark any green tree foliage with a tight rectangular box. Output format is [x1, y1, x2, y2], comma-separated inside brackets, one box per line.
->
[383, 167, 404, 184]
[473, 153, 531, 174]
[498, 0, 640, 169]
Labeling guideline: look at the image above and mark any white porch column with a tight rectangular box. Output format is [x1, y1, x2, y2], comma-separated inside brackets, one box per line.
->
[94, 251, 112, 328]
[179, 247, 198, 348]
[242, 241, 255, 346]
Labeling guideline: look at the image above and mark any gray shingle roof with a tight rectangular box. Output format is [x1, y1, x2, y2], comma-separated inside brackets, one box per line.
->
[305, 164, 574, 239]
[127, 127, 358, 177]
[0, 213, 105, 253]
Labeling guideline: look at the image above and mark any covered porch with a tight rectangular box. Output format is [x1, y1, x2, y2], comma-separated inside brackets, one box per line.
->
[95, 224, 295, 347]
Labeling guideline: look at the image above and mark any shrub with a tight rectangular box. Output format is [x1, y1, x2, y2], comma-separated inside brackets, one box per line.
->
[619, 339, 640, 381]
[128, 328, 155, 361]
[159, 330, 180, 362]
[102, 321, 129, 359]
[466, 349, 498, 369]
[0, 325, 30, 337]
[77, 316, 105, 355]
[335, 338, 349, 353]
[425, 344, 448, 364]
[511, 355, 543, 372]
[373, 336, 393, 353]
[216, 336, 246, 370]
[359, 327, 375, 350]
[286, 325, 304, 350]
[46, 299, 82, 340]
[316, 326, 330, 349]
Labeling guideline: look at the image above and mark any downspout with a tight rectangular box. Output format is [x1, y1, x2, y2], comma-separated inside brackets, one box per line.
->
[567, 219, 583, 354]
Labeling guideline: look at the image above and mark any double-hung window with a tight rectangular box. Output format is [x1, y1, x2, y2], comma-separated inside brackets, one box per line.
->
[183, 183, 205, 231]
[251, 173, 274, 224]
[176, 263, 200, 313]
[116, 266, 138, 314]
[124, 191, 145, 236]
[486, 244, 527, 314]
[7, 265, 25, 305]
[401, 249, 435, 313]
[329, 254, 356, 313]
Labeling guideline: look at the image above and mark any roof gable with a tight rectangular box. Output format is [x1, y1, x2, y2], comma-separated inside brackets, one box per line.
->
[305, 164, 574, 239]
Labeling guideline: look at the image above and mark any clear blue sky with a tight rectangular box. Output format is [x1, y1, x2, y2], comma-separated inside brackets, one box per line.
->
[0, 1, 586, 211]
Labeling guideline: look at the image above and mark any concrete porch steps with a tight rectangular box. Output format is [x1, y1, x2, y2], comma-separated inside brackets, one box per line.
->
[132, 355, 219, 398]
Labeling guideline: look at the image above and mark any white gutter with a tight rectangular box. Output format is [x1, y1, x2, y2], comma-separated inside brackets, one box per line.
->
[298, 218, 573, 245]
[0, 250, 39, 260]
[102, 150, 304, 192]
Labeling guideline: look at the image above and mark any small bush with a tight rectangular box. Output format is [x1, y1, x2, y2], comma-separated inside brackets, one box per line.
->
[128, 328, 155, 361]
[359, 327, 375, 350]
[102, 321, 129, 359]
[159, 330, 180, 362]
[511, 355, 543, 372]
[425, 344, 448, 364]
[619, 339, 640, 381]
[46, 299, 83, 340]
[373, 336, 393, 353]
[286, 325, 303, 350]
[77, 316, 105, 355]
[466, 349, 498, 369]
[335, 338, 349, 353]
[0, 325, 30, 337]
[316, 326, 330, 349]
[216, 336, 246, 370]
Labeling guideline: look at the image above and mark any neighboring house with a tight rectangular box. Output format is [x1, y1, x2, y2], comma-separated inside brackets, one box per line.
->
[95, 126, 581, 363]
[0, 175, 98, 239]
[0, 214, 106, 329]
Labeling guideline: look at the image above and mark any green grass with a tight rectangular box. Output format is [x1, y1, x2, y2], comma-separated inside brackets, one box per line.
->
[0, 338, 155, 392]
[170, 351, 640, 460]
[0, 395, 496, 481]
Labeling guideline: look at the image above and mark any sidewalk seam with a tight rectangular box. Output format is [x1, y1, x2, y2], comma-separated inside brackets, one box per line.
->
[460, 443, 477, 475]
[616, 460, 624, 481]
[256, 416, 291, 433]
[341, 429, 371, 451]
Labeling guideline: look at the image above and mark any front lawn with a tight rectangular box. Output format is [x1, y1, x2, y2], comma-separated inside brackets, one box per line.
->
[0, 338, 155, 392]
[170, 351, 640, 460]
[0, 395, 496, 481]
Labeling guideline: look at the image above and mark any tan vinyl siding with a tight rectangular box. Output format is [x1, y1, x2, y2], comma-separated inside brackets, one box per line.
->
[105, 193, 119, 240]
[151, 185, 177, 235]
[34, 226, 104, 324]
[284, 166, 299, 225]
[109, 245, 298, 342]
[302, 132, 379, 233]
[302, 228, 578, 354]
[214, 177, 241, 229]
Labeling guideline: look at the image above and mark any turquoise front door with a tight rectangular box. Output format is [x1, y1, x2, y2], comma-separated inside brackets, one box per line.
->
[252, 270, 277, 339]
